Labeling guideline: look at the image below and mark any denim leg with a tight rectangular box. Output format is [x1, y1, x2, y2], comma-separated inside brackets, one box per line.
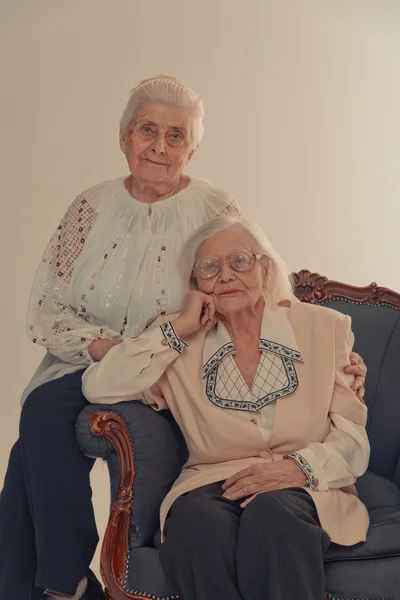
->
[237, 488, 331, 600]
[0, 370, 98, 597]
[160, 482, 243, 600]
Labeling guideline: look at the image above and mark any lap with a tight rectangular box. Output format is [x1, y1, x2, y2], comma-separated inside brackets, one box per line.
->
[166, 484, 321, 537]
[20, 370, 88, 431]
[164, 482, 241, 538]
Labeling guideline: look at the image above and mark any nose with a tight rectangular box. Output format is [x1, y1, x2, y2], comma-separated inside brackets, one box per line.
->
[152, 132, 167, 155]
[218, 261, 236, 283]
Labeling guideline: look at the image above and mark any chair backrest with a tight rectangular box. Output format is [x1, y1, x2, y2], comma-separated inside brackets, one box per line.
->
[293, 270, 400, 487]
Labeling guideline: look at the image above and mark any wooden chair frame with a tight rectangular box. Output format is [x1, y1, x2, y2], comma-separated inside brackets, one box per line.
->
[89, 270, 400, 600]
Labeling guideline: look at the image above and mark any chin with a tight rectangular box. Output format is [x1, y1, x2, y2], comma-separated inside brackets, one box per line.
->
[217, 297, 246, 311]
[137, 167, 168, 182]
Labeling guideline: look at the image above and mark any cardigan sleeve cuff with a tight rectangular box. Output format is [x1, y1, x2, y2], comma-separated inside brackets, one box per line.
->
[283, 451, 327, 491]
[160, 321, 188, 354]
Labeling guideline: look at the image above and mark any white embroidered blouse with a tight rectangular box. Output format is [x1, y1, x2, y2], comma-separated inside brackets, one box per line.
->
[23, 176, 241, 400]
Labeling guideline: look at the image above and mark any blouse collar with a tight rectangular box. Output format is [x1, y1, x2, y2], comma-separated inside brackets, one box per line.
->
[202, 303, 303, 378]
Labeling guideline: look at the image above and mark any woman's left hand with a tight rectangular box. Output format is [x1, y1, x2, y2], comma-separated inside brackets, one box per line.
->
[344, 352, 367, 403]
[222, 460, 307, 507]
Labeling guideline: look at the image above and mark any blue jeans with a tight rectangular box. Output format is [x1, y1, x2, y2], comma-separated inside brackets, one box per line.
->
[0, 370, 98, 599]
[160, 483, 331, 600]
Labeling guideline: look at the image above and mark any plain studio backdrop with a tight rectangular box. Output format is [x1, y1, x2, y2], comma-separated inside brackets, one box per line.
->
[1, 0, 399, 579]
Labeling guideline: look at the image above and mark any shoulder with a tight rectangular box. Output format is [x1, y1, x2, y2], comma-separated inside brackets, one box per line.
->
[75, 177, 125, 211]
[291, 300, 350, 327]
[185, 178, 242, 215]
[289, 302, 354, 355]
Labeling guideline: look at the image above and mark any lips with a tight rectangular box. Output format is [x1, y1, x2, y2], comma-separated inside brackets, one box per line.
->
[142, 158, 167, 166]
[219, 289, 241, 295]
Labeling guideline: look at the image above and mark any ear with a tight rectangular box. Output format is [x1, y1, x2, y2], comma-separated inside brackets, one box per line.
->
[119, 129, 127, 154]
[262, 257, 270, 286]
[187, 147, 197, 163]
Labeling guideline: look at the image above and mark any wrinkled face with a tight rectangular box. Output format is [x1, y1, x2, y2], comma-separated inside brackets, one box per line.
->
[194, 228, 268, 316]
[120, 102, 194, 185]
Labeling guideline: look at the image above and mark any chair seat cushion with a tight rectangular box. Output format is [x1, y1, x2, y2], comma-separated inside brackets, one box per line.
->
[325, 471, 400, 562]
[324, 471, 400, 598]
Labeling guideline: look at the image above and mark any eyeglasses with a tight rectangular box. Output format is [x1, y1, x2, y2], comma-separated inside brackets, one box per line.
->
[193, 250, 264, 279]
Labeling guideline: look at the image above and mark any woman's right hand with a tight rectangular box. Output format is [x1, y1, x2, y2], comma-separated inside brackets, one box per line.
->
[172, 291, 217, 339]
[88, 338, 122, 361]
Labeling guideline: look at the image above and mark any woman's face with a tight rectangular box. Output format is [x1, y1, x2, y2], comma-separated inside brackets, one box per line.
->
[194, 228, 268, 316]
[120, 102, 194, 186]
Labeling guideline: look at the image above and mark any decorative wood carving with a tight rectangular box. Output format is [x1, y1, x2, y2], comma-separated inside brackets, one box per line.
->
[293, 269, 400, 309]
[90, 270, 400, 600]
[90, 411, 146, 600]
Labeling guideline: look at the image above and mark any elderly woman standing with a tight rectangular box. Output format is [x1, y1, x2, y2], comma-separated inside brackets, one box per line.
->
[83, 216, 370, 600]
[0, 76, 366, 600]
[0, 76, 239, 600]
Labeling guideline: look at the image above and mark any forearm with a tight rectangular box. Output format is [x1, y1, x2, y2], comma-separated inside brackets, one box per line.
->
[285, 414, 370, 491]
[28, 307, 121, 365]
[82, 323, 186, 403]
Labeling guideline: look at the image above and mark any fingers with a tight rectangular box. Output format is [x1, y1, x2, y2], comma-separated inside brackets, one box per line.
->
[222, 465, 268, 501]
[240, 493, 258, 509]
[357, 388, 366, 402]
[200, 294, 217, 328]
[223, 478, 267, 501]
[345, 364, 367, 378]
[350, 378, 365, 395]
[354, 375, 365, 391]
[222, 465, 256, 490]
[347, 353, 367, 373]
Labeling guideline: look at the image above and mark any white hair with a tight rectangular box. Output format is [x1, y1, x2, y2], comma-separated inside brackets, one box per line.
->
[179, 215, 296, 307]
[119, 75, 204, 152]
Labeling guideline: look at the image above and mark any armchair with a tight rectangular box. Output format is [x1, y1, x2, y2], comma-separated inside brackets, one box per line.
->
[76, 270, 400, 600]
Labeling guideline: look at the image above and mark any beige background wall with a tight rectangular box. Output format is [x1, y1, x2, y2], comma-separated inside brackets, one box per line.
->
[1, 0, 399, 580]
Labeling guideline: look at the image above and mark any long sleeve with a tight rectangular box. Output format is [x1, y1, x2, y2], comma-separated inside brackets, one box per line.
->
[82, 321, 187, 408]
[286, 414, 370, 490]
[285, 315, 369, 490]
[27, 193, 121, 365]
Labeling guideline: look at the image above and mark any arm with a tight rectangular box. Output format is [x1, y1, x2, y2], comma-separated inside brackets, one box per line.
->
[82, 290, 216, 405]
[284, 315, 369, 490]
[82, 321, 187, 406]
[27, 194, 121, 365]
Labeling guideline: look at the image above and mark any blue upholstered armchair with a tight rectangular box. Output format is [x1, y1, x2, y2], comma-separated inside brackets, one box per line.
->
[76, 270, 400, 600]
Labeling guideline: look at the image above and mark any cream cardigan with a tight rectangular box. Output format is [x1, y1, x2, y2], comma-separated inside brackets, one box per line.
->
[83, 301, 370, 546]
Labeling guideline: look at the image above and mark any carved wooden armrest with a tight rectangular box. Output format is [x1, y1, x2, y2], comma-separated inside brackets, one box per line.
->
[90, 411, 150, 600]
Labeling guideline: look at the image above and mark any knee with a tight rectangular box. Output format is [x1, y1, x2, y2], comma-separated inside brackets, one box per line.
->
[163, 495, 225, 550]
[240, 491, 294, 539]
[20, 382, 62, 438]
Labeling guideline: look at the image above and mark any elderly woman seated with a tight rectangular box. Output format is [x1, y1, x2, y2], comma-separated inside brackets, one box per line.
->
[82, 215, 370, 600]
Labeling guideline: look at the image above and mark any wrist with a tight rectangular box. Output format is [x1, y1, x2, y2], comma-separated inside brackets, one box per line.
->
[171, 316, 191, 340]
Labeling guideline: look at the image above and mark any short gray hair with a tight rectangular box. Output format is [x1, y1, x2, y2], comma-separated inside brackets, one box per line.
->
[120, 75, 204, 152]
[179, 215, 296, 307]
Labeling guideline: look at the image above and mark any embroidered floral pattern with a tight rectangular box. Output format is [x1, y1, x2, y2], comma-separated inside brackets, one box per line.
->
[202, 342, 236, 378]
[76, 236, 124, 318]
[25, 195, 119, 364]
[283, 452, 319, 490]
[48, 195, 96, 285]
[218, 197, 243, 218]
[156, 238, 169, 316]
[258, 339, 303, 363]
[160, 321, 188, 354]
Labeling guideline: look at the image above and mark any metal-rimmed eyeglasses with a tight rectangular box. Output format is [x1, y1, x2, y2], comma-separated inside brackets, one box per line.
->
[193, 250, 264, 279]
